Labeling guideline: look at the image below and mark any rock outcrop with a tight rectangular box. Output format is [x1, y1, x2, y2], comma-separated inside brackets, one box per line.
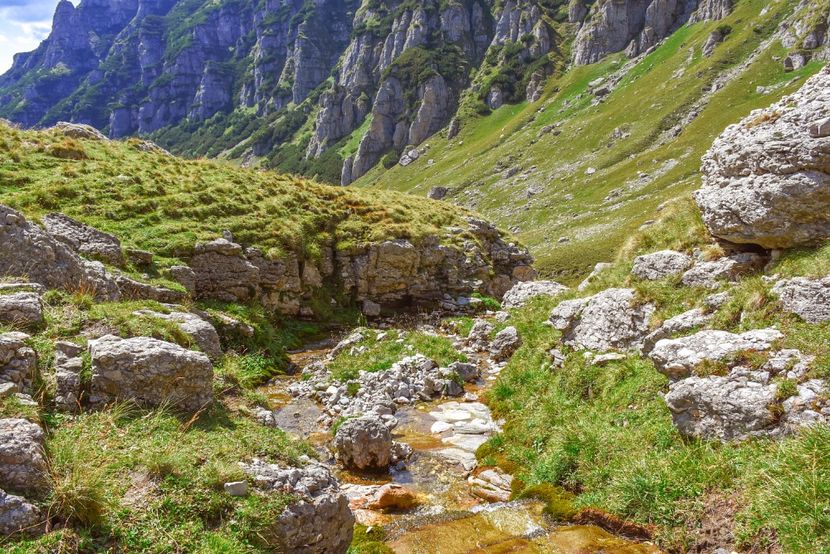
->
[53, 341, 83, 412]
[88, 335, 213, 412]
[134, 309, 222, 360]
[0, 419, 48, 494]
[0, 293, 44, 330]
[41, 213, 124, 267]
[696, 66, 830, 249]
[0, 333, 37, 394]
[243, 461, 354, 554]
[502, 281, 568, 308]
[631, 250, 693, 281]
[680, 253, 765, 289]
[0, 489, 42, 537]
[773, 277, 830, 323]
[549, 288, 655, 352]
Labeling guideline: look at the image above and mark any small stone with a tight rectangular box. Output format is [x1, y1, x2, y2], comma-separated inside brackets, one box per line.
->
[223, 481, 249, 497]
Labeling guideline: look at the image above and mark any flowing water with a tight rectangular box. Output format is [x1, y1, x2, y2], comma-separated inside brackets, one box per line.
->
[260, 329, 663, 554]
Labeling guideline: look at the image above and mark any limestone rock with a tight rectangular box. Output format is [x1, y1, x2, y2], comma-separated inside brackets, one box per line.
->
[243, 461, 354, 554]
[51, 122, 107, 141]
[0, 419, 48, 494]
[550, 288, 654, 352]
[428, 186, 448, 200]
[114, 275, 186, 304]
[643, 308, 712, 353]
[41, 213, 124, 267]
[334, 416, 392, 471]
[772, 277, 830, 323]
[88, 335, 213, 412]
[631, 250, 693, 281]
[467, 319, 494, 350]
[0, 205, 119, 300]
[468, 467, 513, 503]
[681, 253, 764, 289]
[490, 326, 522, 362]
[134, 310, 222, 360]
[502, 281, 568, 309]
[0, 333, 37, 394]
[0, 489, 42, 537]
[0, 293, 44, 329]
[696, 66, 830, 248]
[649, 328, 783, 380]
[189, 238, 260, 303]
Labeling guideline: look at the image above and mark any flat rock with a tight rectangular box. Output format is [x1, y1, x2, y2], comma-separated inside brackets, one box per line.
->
[134, 309, 222, 359]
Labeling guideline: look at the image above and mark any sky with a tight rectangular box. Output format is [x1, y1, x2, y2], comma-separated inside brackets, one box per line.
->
[0, 0, 60, 74]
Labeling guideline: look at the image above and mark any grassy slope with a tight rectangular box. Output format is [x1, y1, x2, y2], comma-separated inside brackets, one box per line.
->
[358, 0, 825, 283]
[476, 200, 830, 553]
[0, 123, 478, 270]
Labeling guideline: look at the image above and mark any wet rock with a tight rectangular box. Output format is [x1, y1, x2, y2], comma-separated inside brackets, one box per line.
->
[772, 277, 830, 323]
[550, 289, 654, 352]
[0, 333, 37, 394]
[334, 416, 393, 471]
[0, 419, 48, 494]
[133, 309, 222, 360]
[53, 341, 83, 412]
[502, 281, 568, 309]
[42, 213, 124, 267]
[631, 250, 693, 281]
[243, 461, 354, 554]
[0, 205, 119, 301]
[88, 335, 213, 412]
[0, 489, 42, 537]
[696, 67, 830, 248]
[0, 293, 43, 330]
[649, 328, 783, 380]
[366, 483, 419, 511]
[681, 253, 765, 289]
[468, 467, 513, 503]
[490, 326, 521, 362]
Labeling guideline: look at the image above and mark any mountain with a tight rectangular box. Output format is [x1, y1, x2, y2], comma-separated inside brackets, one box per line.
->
[4, 0, 813, 186]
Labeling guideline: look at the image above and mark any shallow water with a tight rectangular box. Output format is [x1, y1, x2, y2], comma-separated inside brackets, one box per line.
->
[269, 331, 664, 553]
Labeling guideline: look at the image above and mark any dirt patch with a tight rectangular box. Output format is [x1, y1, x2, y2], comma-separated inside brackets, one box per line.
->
[685, 492, 780, 554]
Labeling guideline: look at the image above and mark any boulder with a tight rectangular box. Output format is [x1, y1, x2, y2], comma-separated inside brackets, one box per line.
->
[41, 213, 124, 267]
[366, 483, 419, 511]
[0, 293, 44, 329]
[361, 300, 381, 318]
[53, 341, 83, 412]
[649, 328, 783, 380]
[88, 335, 213, 412]
[490, 326, 522, 362]
[695, 66, 830, 248]
[0, 333, 37, 394]
[467, 319, 494, 350]
[680, 253, 764, 289]
[243, 461, 354, 553]
[114, 275, 186, 303]
[334, 416, 393, 471]
[0, 419, 48, 494]
[0, 489, 42, 537]
[188, 238, 260, 303]
[51, 122, 107, 141]
[631, 250, 693, 281]
[502, 281, 568, 309]
[134, 310, 222, 360]
[772, 277, 830, 323]
[0, 206, 119, 301]
[642, 308, 712, 353]
[428, 186, 448, 200]
[665, 375, 778, 441]
[550, 289, 655, 352]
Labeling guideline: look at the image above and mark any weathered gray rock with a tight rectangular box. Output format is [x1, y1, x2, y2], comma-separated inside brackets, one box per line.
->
[189, 238, 260, 303]
[334, 416, 392, 471]
[0, 206, 119, 301]
[114, 275, 186, 304]
[467, 319, 494, 350]
[696, 66, 830, 248]
[0, 333, 37, 394]
[0, 419, 48, 494]
[502, 281, 568, 309]
[53, 341, 83, 412]
[41, 213, 124, 267]
[51, 122, 107, 141]
[681, 253, 765, 289]
[649, 328, 783, 380]
[428, 186, 449, 200]
[243, 461, 354, 554]
[134, 309, 222, 360]
[772, 276, 830, 323]
[0, 489, 42, 537]
[88, 335, 213, 412]
[550, 288, 655, 352]
[665, 375, 778, 441]
[631, 250, 693, 281]
[490, 326, 522, 362]
[643, 308, 712, 353]
[0, 293, 43, 329]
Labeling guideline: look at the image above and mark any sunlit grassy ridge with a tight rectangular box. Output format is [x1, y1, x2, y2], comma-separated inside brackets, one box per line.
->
[359, 0, 826, 282]
[0, 122, 480, 268]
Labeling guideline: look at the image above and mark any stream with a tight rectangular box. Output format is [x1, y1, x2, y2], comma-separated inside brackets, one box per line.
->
[259, 323, 663, 553]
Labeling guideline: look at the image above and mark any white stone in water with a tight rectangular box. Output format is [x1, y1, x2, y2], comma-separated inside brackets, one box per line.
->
[431, 421, 453, 434]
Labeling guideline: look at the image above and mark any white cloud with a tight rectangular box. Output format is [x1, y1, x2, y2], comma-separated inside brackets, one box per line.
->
[0, 1, 61, 74]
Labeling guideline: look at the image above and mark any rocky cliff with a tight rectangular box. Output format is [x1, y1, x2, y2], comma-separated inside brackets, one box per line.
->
[0, 0, 745, 184]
